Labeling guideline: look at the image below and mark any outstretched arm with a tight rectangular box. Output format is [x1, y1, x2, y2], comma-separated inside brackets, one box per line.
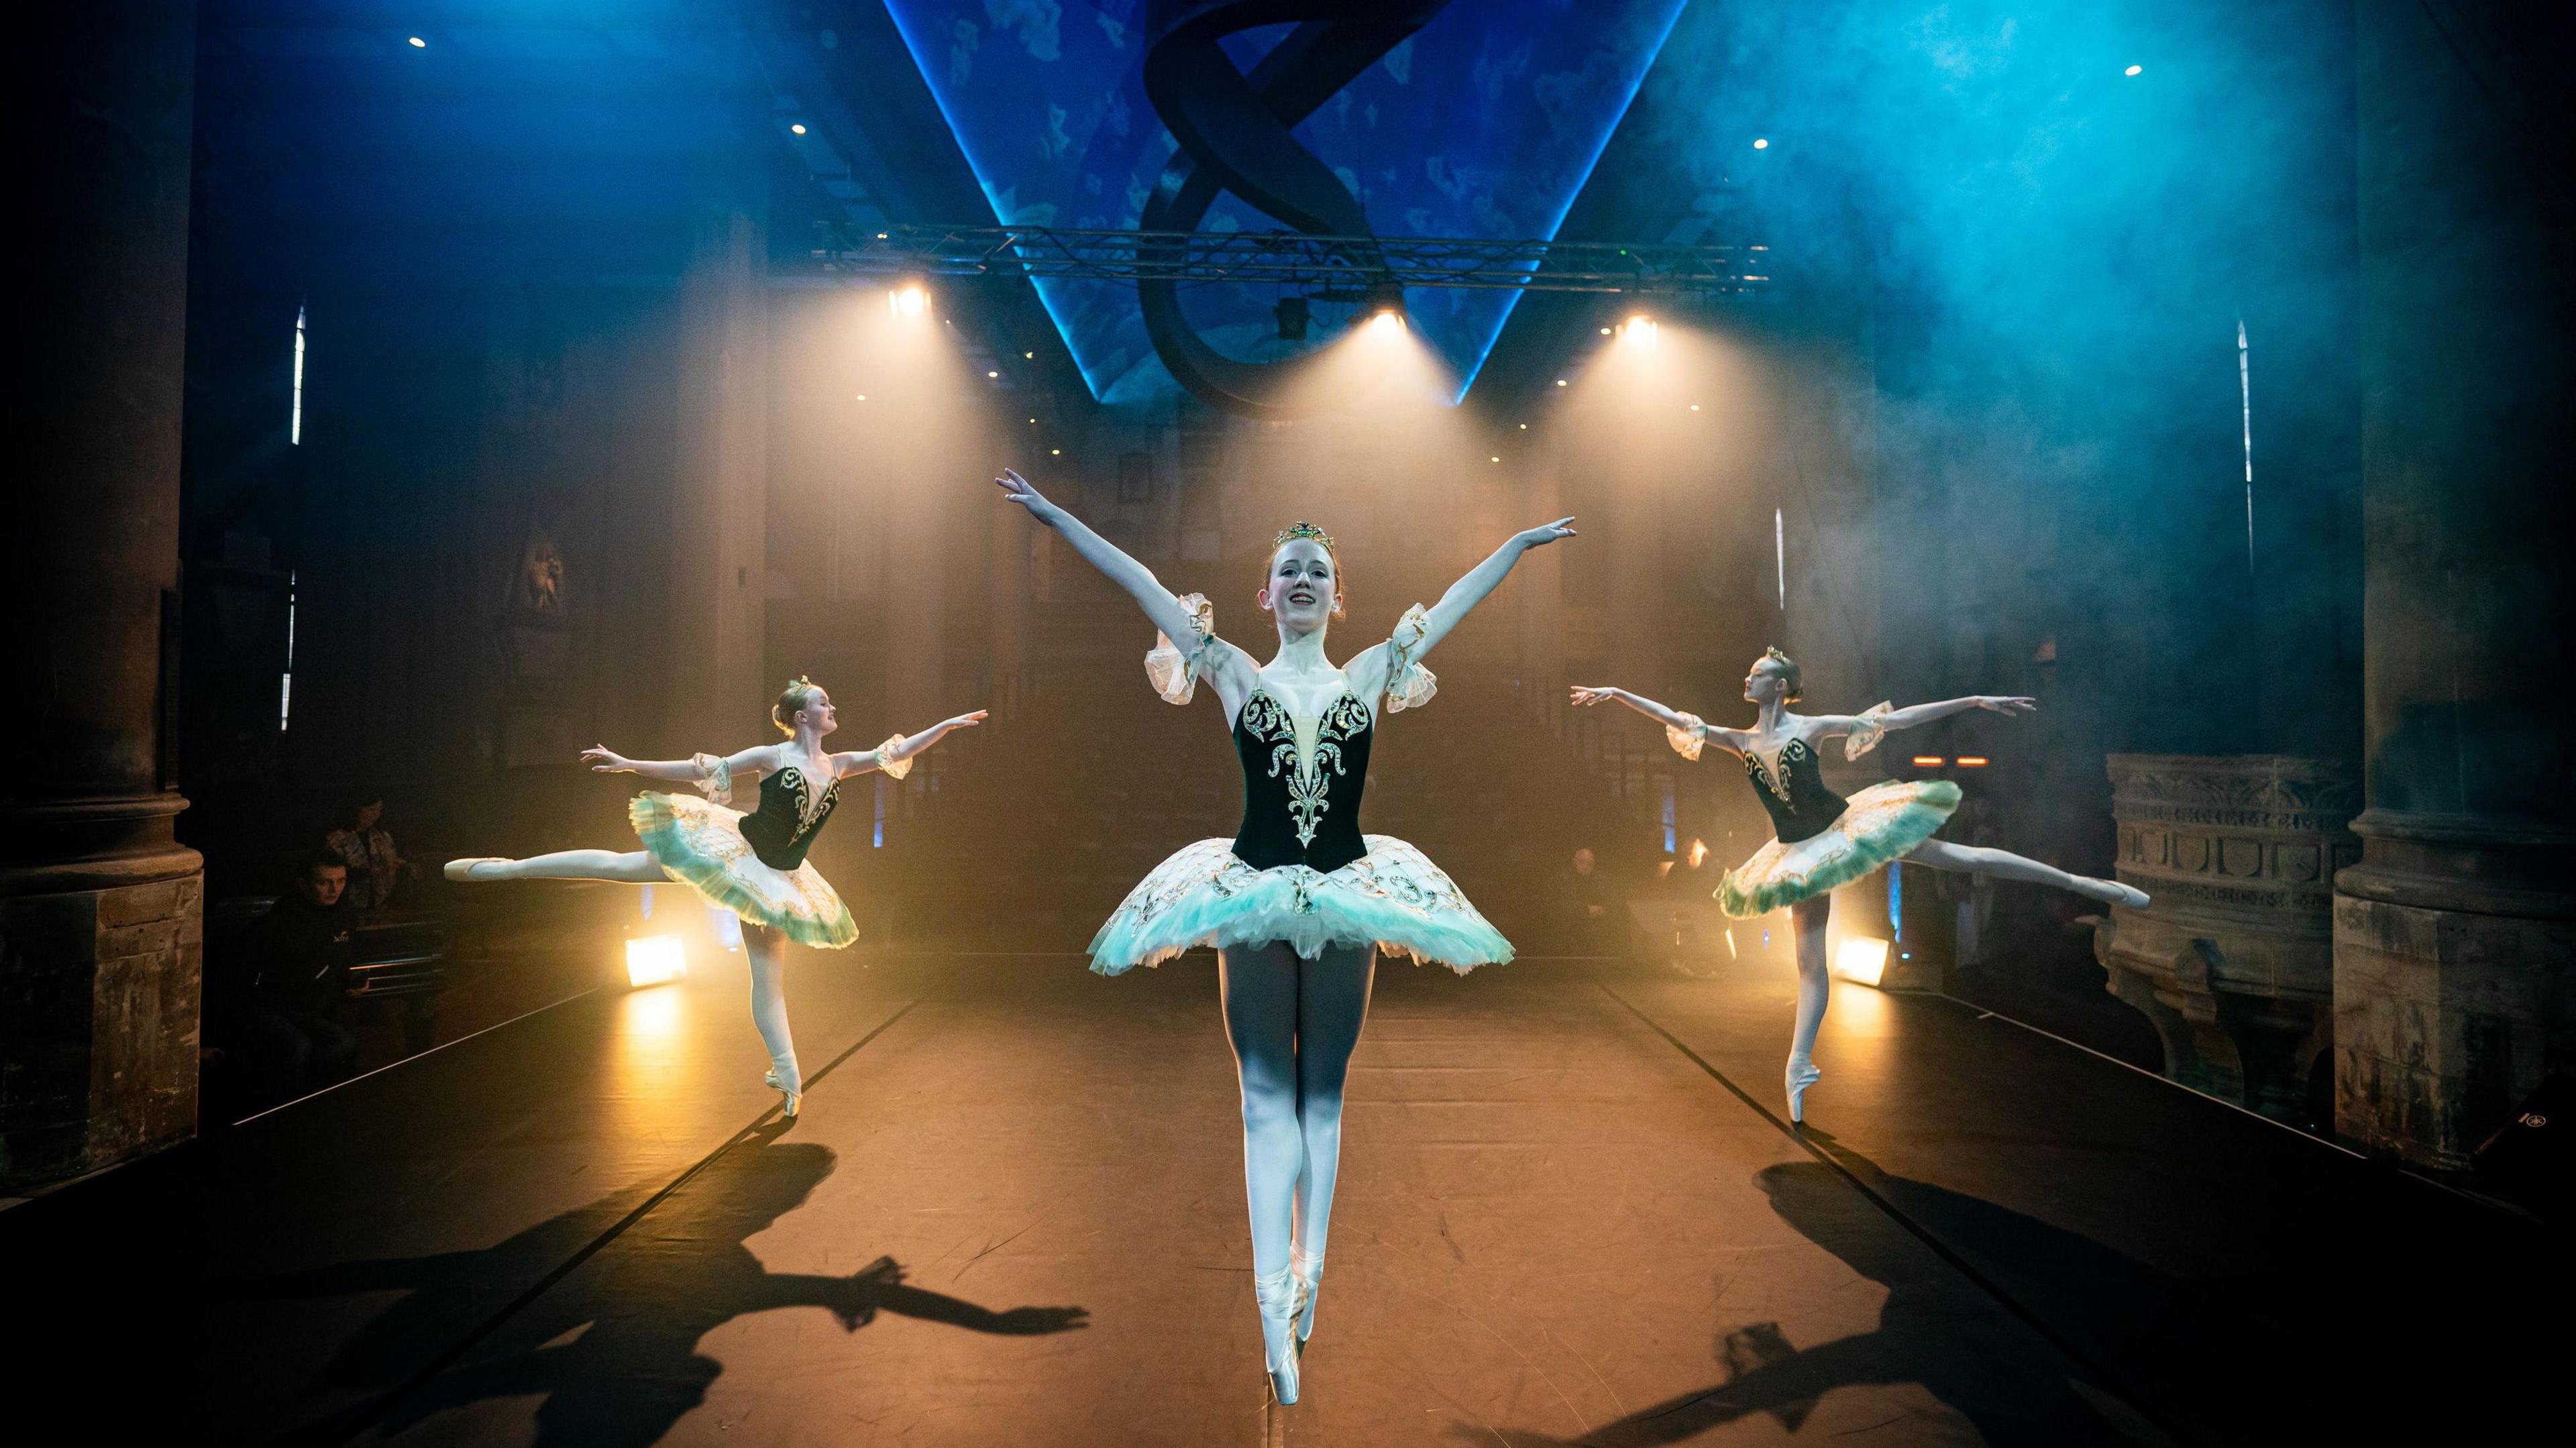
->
[1835, 695, 2035, 734]
[582, 744, 771, 783]
[834, 711, 987, 778]
[1412, 518, 1576, 659]
[993, 468, 1207, 651]
[1570, 685, 1748, 755]
[1569, 685, 1693, 731]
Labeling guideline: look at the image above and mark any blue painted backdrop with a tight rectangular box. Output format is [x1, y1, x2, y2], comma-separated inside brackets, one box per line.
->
[882, 0, 1685, 407]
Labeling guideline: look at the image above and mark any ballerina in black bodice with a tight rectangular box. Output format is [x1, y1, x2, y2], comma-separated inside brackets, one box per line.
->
[995, 466, 1571, 1404]
[444, 680, 984, 1118]
[1573, 649, 2148, 1123]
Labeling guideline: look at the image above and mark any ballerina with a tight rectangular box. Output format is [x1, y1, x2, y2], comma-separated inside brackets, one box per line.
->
[445, 679, 985, 1117]
[1572, 648, 2147, 1123]
[995, 466, 1568, 1404]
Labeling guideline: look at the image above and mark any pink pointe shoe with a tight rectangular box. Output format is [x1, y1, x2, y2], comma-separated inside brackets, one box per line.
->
[1254, 1267, 1301, 1404]
[763, 1068, 802, 1119]
[1786, 1054, 1822, 1124]
[442, 857, 512, 882]
[1289, 1247, 1322, 1350]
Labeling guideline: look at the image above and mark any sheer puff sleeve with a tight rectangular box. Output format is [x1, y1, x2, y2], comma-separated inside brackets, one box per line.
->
[1382, 604, 1439, 713]
[873, 734, 913, 781]
[1842, 702, 1894, 761]
[1665, 714, 1709, 762]
[690, 753, 735, 807]
[1144, 592, 1223, 706]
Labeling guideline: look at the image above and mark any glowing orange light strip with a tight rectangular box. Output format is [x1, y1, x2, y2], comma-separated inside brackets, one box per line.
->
[1911, 755, 1945, 768]
[1955, 756, 1990, 767]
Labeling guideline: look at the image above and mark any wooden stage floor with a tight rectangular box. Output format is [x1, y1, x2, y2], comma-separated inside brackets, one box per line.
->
[3, 948, 2558, 1445]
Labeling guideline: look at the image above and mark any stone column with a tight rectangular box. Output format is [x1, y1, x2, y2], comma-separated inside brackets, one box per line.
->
[2334, 0, 2576, 1168]
[2, 2, 205, 1188]
[2098, 756, 2359, 1123]
[667, 158, 770, 752]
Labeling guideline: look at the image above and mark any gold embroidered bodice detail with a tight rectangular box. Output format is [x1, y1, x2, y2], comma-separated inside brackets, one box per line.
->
[1239, 687, 1373, 848]
[1743, 736, 1811, 806]
[775, 767, 839, 832]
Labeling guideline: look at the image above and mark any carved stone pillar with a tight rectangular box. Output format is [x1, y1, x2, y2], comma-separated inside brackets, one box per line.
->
[2334, 0, 2576, 1168]
[2, 1, 205, 1187]
[2096, 757, 2360, 1123]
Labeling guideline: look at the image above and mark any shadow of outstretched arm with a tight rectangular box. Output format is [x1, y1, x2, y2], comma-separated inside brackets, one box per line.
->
[761, 1256, 1089, 1335]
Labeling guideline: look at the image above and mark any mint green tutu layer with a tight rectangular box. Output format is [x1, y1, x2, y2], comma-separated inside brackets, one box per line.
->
[1716, 779, 1963, 918]
[629, 792, 859, 950]
[1089, 835, 1513, 976]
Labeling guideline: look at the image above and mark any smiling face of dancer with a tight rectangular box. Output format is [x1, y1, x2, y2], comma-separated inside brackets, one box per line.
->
[1256, 536, 1346, 644]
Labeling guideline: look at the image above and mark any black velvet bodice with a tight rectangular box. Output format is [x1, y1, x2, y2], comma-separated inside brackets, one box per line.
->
[1741, 736, 1848, 844]
[738, 766, 839, 871]
[1231, 689, 1375, 873]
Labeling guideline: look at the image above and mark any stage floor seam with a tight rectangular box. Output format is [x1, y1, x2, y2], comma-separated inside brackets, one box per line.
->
[1596, 980, 2193, 1448]
[325, 995, 927, 1447]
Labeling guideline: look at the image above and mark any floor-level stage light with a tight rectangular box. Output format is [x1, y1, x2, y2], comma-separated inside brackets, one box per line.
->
[625, 934, 687, 989]
[1832, 937, 1888, 988]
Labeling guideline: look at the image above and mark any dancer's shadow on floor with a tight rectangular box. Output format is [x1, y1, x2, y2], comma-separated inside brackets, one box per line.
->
[1477, 1141, 2174, 1447]
[224, 1125, 1087, 1446]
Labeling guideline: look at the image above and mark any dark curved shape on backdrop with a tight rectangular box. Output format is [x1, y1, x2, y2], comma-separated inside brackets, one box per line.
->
[1138, 0, 1451, 419]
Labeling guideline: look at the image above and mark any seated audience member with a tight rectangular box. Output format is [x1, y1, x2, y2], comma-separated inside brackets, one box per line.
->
[216, 852, 360, 1107]
[324, 793, 408, 912]
[1557, 846, 1627, 954]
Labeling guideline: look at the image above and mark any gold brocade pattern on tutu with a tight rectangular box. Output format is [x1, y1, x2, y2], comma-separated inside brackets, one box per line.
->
[630, 792, 859, 949]
[1089, 834, 1513, 975]
[1715, 779, 1961, 918]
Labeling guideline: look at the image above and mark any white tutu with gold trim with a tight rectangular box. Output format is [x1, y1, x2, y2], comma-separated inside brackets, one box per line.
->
[622, 741, 908, 951]
[1088, 834, 1513, 976]
[1714, 780, 1961, 918]
[629, 794, 859, 949]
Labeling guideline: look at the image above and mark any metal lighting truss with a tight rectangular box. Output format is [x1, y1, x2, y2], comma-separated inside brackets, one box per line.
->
[816, 223, 1771, 296]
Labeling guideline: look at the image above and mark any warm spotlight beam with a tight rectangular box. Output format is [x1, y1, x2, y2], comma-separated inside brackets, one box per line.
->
[824, 225, 1770, 296]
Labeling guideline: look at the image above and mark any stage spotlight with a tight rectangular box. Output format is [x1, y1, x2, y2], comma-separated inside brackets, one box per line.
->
[889, 276, 930, 319]
[1024, 350, 1034, 359]
[1489, 455, 1501, 463]
[1619, 314, 1658, 348]
[625, 934, 687, 989]
[1831, 937, 1889, 988]
[1555, 378, 1568, 387]
[790, 122, 807, 135]
[1599, 327, 1612, 335]
[408, 36, 427, 48]
[1275, 296, 1311, 341]
[2125, 63, 2143, 76]
[854, 394, 867, 402]
[987, 370, 1000, 379]
[1050, 447, 1062, 455]
[1753, 137, 1769, 150]
[1364, 280, 1407, 333]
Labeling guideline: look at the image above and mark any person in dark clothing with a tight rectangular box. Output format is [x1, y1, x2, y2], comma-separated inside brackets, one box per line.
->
[1555, 846, 1625, 955]
[219, 852, 360, 1106]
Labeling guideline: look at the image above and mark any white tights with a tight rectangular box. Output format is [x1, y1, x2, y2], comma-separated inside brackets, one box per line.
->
[1787, 838, 2120, 1066]
[1218, 940, 1375, 1361]
[478, 848, 798, 1093]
